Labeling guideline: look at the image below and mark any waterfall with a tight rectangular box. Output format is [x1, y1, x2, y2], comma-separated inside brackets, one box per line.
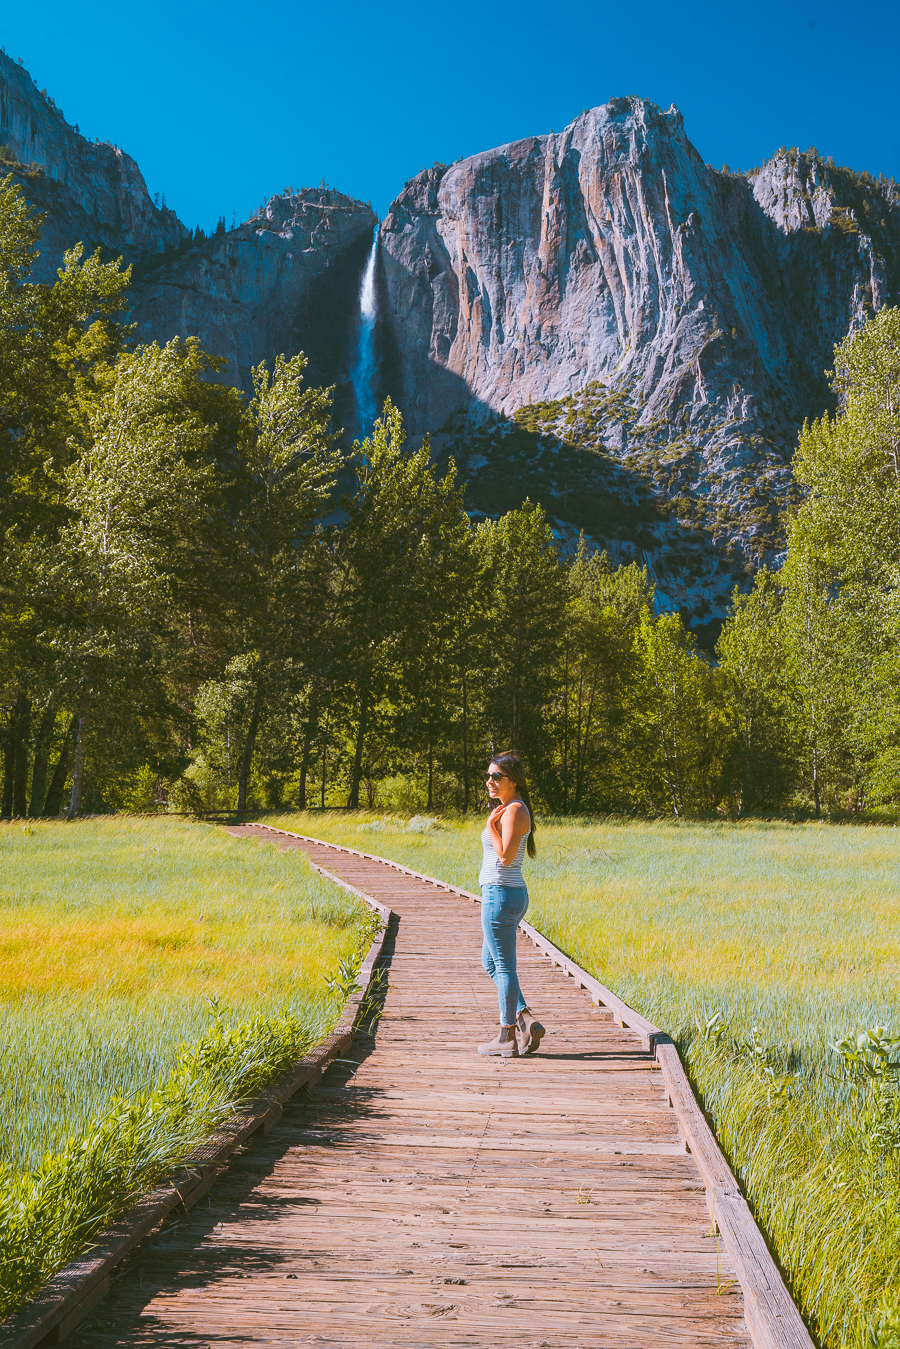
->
[351, 229, 378, 437]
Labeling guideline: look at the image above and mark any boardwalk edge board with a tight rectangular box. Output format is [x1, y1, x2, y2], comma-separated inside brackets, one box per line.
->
[0, 879, 392, 1349]
[249, 823, 815, 1349]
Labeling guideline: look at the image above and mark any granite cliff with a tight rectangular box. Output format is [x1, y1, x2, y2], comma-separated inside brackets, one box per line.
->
[0, 50, 185, 277]
[4, 55, 900, 629]
[0, 51, 377, 416]
[378, 98, 900, 623]
[130, 192, 377, 406]
[381, 101, 898, 439]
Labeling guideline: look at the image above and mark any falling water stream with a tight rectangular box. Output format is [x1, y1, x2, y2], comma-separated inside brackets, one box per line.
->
[351, 228, 378, 436]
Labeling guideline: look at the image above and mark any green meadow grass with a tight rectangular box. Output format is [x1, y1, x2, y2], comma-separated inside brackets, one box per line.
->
[266, 810, 900, 1349]
[0, 817, 372, 1316]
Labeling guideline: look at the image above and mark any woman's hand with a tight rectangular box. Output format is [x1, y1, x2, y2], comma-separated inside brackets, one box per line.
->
[487, 800, 528, 865]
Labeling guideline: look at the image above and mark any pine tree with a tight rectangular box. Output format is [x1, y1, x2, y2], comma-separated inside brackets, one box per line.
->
[475, 501, 566, 798]
[338, 400, 468, 810]
[227, 354, 341, 814]
[779, 306, 900, 810]
[717, 570, 798, 811]
[633, 612, 730, 816]
[558, 544, 652, 812]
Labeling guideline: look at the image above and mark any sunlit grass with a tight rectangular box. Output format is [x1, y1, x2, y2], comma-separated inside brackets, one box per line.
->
[0, 816, 368, 1173]
[265, 812, 900, 1038]
[266, 810, 900, 1349]
[0, 816, 373, 1318]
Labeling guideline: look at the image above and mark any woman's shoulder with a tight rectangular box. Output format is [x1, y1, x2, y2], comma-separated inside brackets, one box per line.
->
[507, 799, 529, 820]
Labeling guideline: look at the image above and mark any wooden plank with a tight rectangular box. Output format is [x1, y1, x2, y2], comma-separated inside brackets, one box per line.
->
[517, 921, 665, 1049]
[655, 1041, 811, 1348]
[249, 824, 664, 1049]
[44, 825, 743, 1348]
[234, 824, 812, 1349]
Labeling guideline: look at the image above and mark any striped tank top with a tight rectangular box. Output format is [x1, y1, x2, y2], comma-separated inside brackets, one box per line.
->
[479, 807, 530, 888]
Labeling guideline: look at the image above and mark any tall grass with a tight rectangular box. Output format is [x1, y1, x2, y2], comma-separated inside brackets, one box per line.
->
[0, 817, 373, 1318]
[266, 811, 900, 1349]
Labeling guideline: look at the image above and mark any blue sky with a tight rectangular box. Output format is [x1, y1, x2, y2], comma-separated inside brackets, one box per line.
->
[4, 0, 899, 232]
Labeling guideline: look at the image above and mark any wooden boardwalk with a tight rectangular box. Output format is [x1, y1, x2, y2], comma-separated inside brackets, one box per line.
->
[73, 826, 750, 1348]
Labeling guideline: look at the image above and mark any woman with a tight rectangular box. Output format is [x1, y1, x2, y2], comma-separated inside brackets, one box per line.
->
[478, 751, 545, 1058]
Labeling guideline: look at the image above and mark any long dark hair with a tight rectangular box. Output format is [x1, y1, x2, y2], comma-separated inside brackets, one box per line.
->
[488, 751, 537, 858]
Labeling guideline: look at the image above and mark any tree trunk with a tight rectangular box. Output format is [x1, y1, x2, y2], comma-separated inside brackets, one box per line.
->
[2, 693, 29, 817]
[574, 670, 597, 812]
[1, 716, 14, 819]
[562, 643, 570, 814]
[12, 694, 30, 818]
[459, 646, 470, 813]
[67, 691, 91, 820]
[426, 743, 434, 812]
[809, 697, 821, 818]
[43, 714, 78, 816]
[509, 579, 525, 751]
[297, 684, 319, 811]
[668, 670, 684, 817]
[742, 727, 753, 813]
[237, 665, 266, 816]
[29, 704, 57, 817]
[509, 637, 521, 752]
[320, 713, 329, 808]
[347, 682, 370, 809]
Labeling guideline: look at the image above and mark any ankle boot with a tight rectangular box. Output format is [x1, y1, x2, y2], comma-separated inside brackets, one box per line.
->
[478, 1025, 519, 1057]
[516, 1008, 545, 1055]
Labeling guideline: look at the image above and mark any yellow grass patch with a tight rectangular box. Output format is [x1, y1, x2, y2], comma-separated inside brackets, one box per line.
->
[0, 816, 370, 1172]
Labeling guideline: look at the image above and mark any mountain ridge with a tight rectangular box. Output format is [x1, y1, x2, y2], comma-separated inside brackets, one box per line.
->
[377, 98, 899, 624]
[3, 56, 899, 632]
[0, 49, 186, 276]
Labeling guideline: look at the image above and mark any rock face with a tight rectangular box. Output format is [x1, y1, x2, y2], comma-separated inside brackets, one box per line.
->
[0, 54, 377, 412]
[379, 98, 900, 615]
[5, 56, 900, 627]
[129, 191, 377, 400]
[381, 98, 899, 438]
[0, 50, 185, 278]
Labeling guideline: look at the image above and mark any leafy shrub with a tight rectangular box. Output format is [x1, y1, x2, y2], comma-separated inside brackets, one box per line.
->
[0, 1006, 324, 1317]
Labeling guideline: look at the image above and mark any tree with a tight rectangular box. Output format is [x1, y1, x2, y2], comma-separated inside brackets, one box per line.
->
[291, 534, 342, 812]
[22, 339, 241, 817]
[338, 400, 469, 810]
[634, 612, 730, 815]
[0, 176, 131, 541]
[717, 570, 798, 811]
[475, 502, 566, 795]
[227, 354, 341, 814]
[558, 544, 652, 812]
[778, 307, 900, 811]
[0, 176, 133, 815]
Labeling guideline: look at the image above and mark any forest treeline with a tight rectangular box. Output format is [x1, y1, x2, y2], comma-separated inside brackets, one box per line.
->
[1, 175, 899, 820]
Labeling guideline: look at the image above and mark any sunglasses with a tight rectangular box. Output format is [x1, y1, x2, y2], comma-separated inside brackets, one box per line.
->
[484, 772, 508, 783]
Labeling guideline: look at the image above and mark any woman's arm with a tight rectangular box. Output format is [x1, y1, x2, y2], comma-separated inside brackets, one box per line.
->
[487, 801, 529, 866]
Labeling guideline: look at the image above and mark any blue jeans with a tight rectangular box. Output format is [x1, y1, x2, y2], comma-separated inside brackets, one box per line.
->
[480, 885, 529, 1025]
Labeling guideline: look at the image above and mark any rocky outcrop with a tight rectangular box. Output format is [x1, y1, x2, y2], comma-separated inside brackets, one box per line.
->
[0, 50, 185, 278]
[1, 52, 377, 410]
[6, 53, 900, 627]
[381, 99, 899, 440]
[379, 98, 900, 608]
[129, 191, 377, 397]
